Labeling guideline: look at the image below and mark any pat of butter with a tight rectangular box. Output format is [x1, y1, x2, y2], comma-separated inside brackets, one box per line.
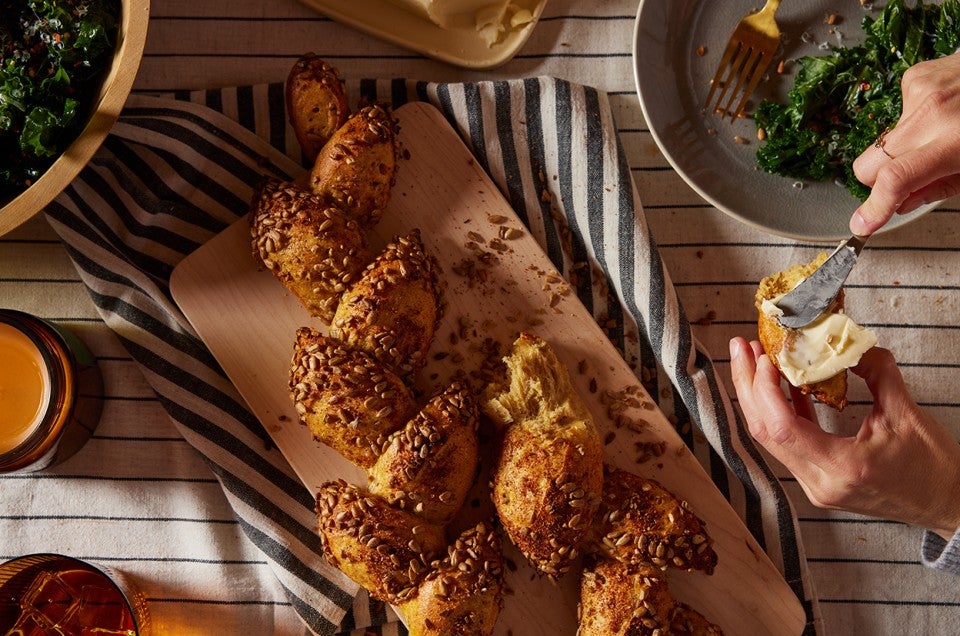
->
[762, 297, 877, 386]
[386, 0, 533, 45]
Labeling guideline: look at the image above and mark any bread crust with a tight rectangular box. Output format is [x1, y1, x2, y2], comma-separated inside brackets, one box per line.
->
[315, 480, 447, 604]
[368, 383, 480, 526]
[309, 103, 400, 230]
[329, 229, 441, 382]
[590, 467, 717, 575]
[481, 333, 604, 579]
[578, 557, 674, 636]
[755, 253, 848, 410]
[290, 328, 417, 468]
[670, 602, 724, 635]
[285, 53, 350, 164]
[250, 177, 368, 322]
[397, 521, 504, 636]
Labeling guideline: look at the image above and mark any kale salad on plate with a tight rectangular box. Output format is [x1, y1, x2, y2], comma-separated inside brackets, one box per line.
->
[0, 0, 120, 200]
[755, 0, 960, 200]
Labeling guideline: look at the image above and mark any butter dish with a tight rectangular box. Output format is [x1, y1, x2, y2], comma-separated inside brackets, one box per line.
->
[296, 0, 547, 69]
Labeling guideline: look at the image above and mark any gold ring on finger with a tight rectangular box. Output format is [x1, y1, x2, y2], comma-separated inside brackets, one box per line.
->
[874, 127, 895, 159]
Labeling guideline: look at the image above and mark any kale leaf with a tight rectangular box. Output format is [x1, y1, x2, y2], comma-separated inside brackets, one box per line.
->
[755, 0, 959, 201]
[0, 0, 120, 200]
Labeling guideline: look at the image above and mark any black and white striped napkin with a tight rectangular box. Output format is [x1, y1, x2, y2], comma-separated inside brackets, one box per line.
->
[47, 78, 820, 635]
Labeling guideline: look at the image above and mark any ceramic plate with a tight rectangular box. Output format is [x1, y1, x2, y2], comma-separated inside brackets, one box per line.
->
[633, 0, 936, 241]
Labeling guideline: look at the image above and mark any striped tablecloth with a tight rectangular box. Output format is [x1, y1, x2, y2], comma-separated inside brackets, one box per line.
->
[2, 1, 959, 634]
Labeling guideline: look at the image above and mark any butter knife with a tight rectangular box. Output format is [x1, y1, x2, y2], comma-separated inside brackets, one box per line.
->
[775, 235, 867, 329]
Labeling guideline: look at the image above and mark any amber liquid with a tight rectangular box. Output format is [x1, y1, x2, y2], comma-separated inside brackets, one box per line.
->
[0, 323, 48, 455]
[0, 562, 137, 635]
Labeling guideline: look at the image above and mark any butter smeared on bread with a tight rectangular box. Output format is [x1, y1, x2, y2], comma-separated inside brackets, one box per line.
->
[756, 254, 877, 410]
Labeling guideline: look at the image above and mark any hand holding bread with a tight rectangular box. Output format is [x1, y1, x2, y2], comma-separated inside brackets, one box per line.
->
[737, 252, 960, 538]
[731, 338, 960, 541]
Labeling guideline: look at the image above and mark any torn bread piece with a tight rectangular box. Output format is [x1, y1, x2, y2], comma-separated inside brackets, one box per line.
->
[756, 254, 877, 410]
[481, 332, 604, 580]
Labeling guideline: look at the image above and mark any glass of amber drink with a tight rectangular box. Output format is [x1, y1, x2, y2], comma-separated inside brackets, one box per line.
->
[0, 554, 151, 635]
[0, 310, 103, 473]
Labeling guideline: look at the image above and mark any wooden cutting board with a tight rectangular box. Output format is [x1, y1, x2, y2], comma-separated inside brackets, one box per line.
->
[170, 101, 805, 635]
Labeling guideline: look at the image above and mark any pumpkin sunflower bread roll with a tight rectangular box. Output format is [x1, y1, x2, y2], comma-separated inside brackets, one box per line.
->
[578, 556, 675, 636]
[285, 53, 350, 164]
[579, 467, 723, 636]
[309, 102, 401, 230]
[590, 466, 717, 575]
[290, 328, 418, 469]
[368, 383, 480, 527]
[397, 520, 505, 636]
[330, 229, 442, 383]
[250, 177, 369, 323]
[579, 556, 723, 636]
[315, 479, 447, 604]
[481, 332, 604, 580]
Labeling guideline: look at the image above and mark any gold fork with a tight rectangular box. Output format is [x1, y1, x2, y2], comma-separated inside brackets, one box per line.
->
[703, 0, 782, 121]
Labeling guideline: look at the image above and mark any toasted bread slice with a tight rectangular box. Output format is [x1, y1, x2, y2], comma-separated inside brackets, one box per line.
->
[755, 253, 848, 410]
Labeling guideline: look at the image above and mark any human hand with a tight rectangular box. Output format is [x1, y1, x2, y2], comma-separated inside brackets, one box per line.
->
[850, 52, 960, 236]
[729, 336, 960, 539]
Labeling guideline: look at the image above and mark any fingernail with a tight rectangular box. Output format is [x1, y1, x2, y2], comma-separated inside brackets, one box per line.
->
[850, 210, 871, 236]
[729, 338, 743, 361]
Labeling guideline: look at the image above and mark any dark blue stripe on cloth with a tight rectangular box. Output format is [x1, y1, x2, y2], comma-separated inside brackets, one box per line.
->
[522, 77, 562, 267]
[268, 82, 287, 153]
[553, 79, 594, 312]
[205, 88, 223, 114]
[462, 83, 489, 175]
[237, 85, 255, 133]
[391, 78, 409, 108]
[492, 81, 529, 227]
